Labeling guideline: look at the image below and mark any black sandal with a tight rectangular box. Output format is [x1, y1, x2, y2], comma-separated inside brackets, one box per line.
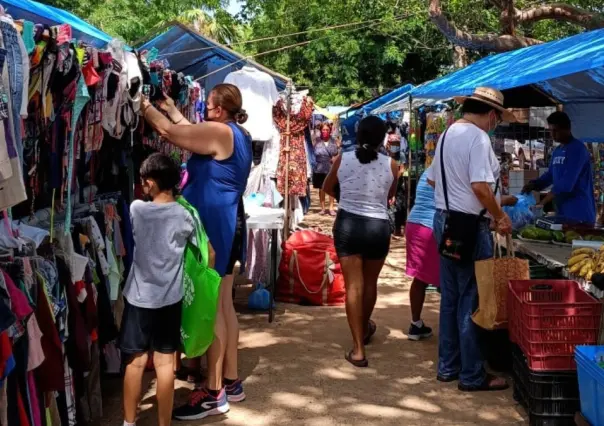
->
[363, 320, 377, 345]
[345, 350, 368, 368]
[458, 374, 509, 392]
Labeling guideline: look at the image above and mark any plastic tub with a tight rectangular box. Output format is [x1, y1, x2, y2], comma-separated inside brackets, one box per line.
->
[575, 346, 604, 426]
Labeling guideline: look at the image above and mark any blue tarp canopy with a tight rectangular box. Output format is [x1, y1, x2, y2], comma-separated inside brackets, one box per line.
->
[339, 84, 414, 152]
[139, 22, 289, 93]
[0, 0, 113, 47]
[411, 29, 604, 103]
[411, 29, 604, 142]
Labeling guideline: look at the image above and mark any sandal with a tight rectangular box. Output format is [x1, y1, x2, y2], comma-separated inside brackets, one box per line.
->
[345, 350, 368, 368]
[458, 374, 509, 392]
[364, 320, 377, 345]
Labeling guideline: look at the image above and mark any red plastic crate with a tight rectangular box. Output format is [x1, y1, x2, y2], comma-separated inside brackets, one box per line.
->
[508, 280, 602, 371]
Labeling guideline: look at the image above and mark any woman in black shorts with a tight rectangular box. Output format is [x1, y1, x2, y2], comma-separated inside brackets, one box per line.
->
[323, 116, 398, 367]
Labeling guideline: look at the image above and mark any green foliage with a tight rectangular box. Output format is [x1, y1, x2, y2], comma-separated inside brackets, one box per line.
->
[240, 0, 453, 105]
[40, 0, 232, 44]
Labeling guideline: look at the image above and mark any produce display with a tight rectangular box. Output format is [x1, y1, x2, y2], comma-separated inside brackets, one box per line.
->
[567, 247, 604, 281]
[519, 226, 604, 244]
[519, 226, 565, 242]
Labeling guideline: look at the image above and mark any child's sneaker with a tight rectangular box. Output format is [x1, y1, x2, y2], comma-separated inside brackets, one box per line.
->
[225, 379, 246, 402]
[172, 388, 229, 420]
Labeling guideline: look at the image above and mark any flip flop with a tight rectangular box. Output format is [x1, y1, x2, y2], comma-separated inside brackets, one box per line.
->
[458, 374, 509, 392]
[364, 320, 377, 345]
[345, 350, 368, 368]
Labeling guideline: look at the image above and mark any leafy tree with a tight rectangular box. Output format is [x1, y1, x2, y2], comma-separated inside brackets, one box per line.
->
[40, 0, 236, 44]
[430, 0, 604, 52]
[239, 0, 453, 105]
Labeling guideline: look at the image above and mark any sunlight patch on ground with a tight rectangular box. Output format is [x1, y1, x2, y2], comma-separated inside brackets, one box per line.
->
[316, 367, 357, 380]
[399, 395, 442, 413]
[271, 392, 327, 413]
[350, 403, 422, 420]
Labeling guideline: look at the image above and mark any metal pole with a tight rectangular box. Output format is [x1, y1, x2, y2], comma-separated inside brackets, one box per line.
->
[283, 80, 293, 240]
[407, 95, 413, 217]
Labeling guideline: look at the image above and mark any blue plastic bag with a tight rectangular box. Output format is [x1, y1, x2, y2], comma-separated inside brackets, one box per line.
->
[504, 193, 536, 230]
[248, 283, 273, 310]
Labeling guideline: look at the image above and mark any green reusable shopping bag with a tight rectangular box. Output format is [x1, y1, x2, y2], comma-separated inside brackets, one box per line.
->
[177, 196, 221, 358]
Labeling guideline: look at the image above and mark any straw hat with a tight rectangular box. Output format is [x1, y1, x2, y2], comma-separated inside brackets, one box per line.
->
[454, 87, 517, 123]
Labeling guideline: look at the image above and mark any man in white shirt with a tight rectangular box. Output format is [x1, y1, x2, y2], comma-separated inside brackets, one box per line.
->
[427, 87, 514, 392]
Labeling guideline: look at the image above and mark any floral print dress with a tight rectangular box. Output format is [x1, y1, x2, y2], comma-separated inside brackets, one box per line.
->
[274, 97, 313, 196]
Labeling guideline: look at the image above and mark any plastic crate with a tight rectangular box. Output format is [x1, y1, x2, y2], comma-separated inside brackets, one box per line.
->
[575, 346, 604, 426]
[513, 347, 580, 426]
[508, 280, 602, 371]
[513, 346, 579, 399]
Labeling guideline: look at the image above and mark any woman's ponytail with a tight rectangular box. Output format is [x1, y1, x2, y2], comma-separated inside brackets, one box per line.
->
[355, 116, 387, 164]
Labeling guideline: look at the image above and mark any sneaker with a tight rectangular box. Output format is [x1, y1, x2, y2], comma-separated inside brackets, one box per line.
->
[225, 379, 246, 402]
[172, 389, 229, 421]
[408, 323, 433, 341]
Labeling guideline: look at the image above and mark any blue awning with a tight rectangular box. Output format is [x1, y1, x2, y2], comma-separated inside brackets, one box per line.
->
[343, 83, 414, 117]
[411, 29, 604, 104]
[0, 0, 114, 47]
[139, 23, 289, 93]
[338, 84, 414, 152]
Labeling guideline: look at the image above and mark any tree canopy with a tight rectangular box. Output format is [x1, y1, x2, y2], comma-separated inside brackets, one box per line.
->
[35, 0, 604, 104]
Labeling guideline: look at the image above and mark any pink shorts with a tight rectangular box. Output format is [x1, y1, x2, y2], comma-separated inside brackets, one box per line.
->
[405, 222, 440, 286]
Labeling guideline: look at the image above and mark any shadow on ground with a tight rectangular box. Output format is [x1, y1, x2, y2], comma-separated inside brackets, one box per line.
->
[101, 193, 527, 425]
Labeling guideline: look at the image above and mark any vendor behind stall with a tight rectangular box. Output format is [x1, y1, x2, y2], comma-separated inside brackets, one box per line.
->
[522, 111, 596, 224]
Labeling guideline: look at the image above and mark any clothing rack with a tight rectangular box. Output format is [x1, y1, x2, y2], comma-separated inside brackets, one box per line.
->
[283, 81, 293, 239]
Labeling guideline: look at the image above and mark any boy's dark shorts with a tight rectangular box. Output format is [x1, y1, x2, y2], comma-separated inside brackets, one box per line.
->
[119, 299, 182, 357]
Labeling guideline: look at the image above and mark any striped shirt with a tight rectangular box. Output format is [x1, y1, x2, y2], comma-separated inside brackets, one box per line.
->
[407, 171, 436, 230]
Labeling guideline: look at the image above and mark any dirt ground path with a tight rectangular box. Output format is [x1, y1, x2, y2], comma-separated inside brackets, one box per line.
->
[102, 194, 527, 425]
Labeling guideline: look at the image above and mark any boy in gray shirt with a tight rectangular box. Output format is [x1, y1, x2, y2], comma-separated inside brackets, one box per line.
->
[119, 153, 193, 426]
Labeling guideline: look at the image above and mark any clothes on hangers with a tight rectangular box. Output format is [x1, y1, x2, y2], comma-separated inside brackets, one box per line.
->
[224, 65, 279, 142]
[274, 97, 313, 196]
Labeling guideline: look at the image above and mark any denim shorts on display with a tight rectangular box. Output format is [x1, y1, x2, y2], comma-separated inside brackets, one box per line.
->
[0, 21, 24, 160]
[333, 209, 391, 260]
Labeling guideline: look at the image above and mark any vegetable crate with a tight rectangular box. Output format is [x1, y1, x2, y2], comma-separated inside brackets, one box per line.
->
[575, 346, 604, 426]
[512, 346, 579, 426]
[508, 280, 602, 371]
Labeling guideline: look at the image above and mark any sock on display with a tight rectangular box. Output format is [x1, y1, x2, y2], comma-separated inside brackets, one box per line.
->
[124, 421, 136, 426]
[412, 320, 424, 328]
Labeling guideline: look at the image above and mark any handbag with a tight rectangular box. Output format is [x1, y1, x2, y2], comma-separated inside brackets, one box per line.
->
[437, 128, 497, 263]
[177, 196, 222, 358]
[473, 234, 530, 330]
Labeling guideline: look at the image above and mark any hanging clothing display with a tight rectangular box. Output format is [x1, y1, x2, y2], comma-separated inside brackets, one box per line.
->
[274, 97, 313, 197]
[224, 66, 279, 142]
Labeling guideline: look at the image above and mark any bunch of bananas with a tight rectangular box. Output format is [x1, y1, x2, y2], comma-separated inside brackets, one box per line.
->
[567, 247, 604, 281]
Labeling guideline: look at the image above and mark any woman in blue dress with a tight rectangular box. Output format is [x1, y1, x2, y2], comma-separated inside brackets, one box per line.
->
[141, 83, 251, 420]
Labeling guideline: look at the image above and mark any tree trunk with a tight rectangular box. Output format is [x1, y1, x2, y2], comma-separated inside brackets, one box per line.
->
[453, 45, 468, 68]
[429, 0, 542, 52]
[516, 3, 604, 29]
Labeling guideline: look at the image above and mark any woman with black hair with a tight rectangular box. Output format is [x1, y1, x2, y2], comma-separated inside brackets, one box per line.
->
[323, 116, 398, 368]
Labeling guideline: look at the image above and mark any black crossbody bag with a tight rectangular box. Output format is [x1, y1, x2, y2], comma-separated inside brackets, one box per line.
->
[438, 129, 498, 263]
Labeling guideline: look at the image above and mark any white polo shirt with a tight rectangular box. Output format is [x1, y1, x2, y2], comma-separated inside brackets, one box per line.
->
[426, 122, 500, 215]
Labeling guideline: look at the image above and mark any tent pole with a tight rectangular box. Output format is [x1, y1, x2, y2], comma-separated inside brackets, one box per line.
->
[407, 95, 413, 217]
[283, 80, 293, 240]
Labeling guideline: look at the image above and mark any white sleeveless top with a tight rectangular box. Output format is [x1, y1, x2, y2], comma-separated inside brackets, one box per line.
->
[337, 151, 394, 220]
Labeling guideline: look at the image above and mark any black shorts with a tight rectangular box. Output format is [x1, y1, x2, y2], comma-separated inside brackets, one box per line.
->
[312, 173, 327, 189]
[225, 199, 246, 275]
[119, 300, 182, 356]
[333, 209, 391, 260]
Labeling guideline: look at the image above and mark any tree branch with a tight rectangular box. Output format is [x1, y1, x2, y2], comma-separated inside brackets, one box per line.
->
[429, 0, 543, 52]
[517, 3, 604, 29]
